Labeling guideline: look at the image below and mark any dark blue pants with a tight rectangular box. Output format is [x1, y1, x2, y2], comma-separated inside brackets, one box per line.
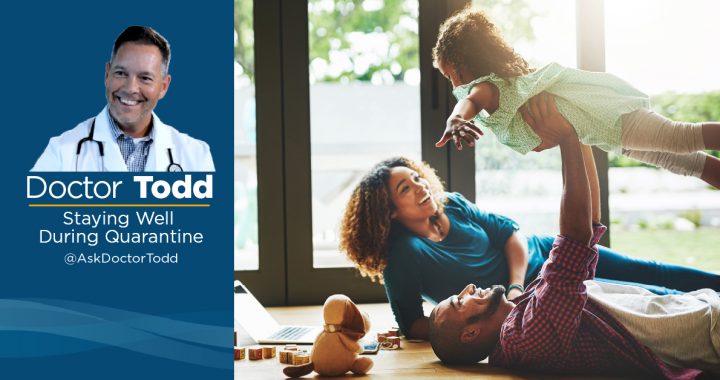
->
[529, 236, 720, 295]
[593, 244, 720, 295]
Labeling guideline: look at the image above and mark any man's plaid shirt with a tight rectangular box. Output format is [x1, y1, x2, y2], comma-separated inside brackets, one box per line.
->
[489, 224, 702, 379]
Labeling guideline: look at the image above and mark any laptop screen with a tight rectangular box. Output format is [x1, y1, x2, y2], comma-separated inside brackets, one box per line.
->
[234, 281, 280, 340]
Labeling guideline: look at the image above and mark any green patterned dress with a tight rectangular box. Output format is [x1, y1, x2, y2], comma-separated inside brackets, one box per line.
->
[452, 62, 649, 154]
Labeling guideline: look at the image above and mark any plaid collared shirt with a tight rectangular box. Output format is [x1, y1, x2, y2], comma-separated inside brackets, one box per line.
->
[108, 113, 154, 172]
[489, 224, 702, 379]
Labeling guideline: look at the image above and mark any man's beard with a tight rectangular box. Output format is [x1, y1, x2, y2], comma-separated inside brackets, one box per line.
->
[469, 285, 506, 322]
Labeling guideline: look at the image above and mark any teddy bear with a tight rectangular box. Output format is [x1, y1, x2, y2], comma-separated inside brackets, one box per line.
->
[283, 294, 374, 378]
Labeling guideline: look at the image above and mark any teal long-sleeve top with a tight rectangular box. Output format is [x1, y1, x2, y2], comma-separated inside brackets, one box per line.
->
[382, 192, 553, 333]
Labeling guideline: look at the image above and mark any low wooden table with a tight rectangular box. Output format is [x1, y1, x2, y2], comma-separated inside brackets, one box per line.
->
[235, 303, 629, 379]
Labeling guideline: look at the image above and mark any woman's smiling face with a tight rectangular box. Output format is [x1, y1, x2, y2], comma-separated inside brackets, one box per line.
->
[387, 166, 438, 222]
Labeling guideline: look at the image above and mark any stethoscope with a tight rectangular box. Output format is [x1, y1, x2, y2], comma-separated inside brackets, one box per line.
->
[76, 119, 183, 172]
[166, 148, 183, 172]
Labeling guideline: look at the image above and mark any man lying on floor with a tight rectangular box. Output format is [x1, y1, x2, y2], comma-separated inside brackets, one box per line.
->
[428, 94, 719, 379]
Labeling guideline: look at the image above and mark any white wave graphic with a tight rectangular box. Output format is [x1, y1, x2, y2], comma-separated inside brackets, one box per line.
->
[0, 299, 230, 368]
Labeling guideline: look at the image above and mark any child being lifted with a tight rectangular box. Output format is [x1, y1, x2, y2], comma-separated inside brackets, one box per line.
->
[433, 7, 720, 188]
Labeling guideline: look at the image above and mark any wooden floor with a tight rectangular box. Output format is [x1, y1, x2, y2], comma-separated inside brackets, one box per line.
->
[235, 302, 633, 379]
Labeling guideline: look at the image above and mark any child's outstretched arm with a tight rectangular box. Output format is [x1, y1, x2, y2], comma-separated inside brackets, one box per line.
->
[435, 85, 492, 150]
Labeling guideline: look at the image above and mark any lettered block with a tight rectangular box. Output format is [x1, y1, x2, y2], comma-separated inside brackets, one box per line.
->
[234, 347, 246, 360]
[248, 346, 263, 360]
[279, 350, 294, 364]
[292, 353, 310, 365]
[262, 346, 276, 359]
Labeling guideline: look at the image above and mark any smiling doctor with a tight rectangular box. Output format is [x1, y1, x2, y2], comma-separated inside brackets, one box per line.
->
[31, 26, 214, 172]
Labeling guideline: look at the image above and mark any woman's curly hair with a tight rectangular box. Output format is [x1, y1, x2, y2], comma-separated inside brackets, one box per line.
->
[339, 157, 446, 283]
[432, 7, 533, 80]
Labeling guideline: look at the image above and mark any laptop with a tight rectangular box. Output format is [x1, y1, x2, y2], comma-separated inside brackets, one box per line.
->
[234, 280, 322, 344]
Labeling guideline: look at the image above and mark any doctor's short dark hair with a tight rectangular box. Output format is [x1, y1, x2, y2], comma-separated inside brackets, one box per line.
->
[111, 25, 171, 76]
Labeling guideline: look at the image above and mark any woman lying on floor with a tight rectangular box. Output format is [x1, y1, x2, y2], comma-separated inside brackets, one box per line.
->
[340, 154, 720, 340]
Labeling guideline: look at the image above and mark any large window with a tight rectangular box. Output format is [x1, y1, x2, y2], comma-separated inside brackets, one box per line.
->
[605, 0, 720, 271]
[234, 0, 258, 271]
[240, 0, 720, 305]
[472, 0, 576, 236]
[308, 0, 422, 268]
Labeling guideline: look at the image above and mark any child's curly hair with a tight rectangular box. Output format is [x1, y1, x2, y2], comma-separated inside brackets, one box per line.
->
[432, 7, 533, 80]
[339, 157, 447, 283]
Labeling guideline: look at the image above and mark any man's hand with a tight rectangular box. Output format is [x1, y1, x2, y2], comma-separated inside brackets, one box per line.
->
[520, 92, 574, 152]
[435, 115, 483, 151]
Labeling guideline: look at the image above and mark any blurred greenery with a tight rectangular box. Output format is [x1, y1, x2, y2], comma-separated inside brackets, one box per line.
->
[234, 0, 254, 82]
[234, 0, 537, 84]
[612, 228, 720, 272]
[679, 209, 702, 227]
[653, 91, 720, 122]
[308, 0, 418, 83]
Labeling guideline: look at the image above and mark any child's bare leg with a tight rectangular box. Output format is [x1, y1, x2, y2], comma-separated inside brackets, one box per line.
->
[702, 123, 720, 150]
[700, 154, 720, 189]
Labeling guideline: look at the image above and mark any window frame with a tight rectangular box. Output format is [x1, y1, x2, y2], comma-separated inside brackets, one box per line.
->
[236, 0, 287, 305]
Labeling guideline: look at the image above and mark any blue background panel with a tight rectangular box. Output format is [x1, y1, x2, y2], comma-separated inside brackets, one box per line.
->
[0, 1, 233, 378]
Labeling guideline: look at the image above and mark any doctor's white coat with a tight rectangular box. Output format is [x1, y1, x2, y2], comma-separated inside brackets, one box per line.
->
[31, 107, 215, 172]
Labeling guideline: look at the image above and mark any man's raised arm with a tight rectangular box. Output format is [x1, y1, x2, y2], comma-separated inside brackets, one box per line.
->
[521, 92, 592, 244]
[581, 145, 601, 226]
[501, 94, 598, 357]
[559, 135, 592, 245]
